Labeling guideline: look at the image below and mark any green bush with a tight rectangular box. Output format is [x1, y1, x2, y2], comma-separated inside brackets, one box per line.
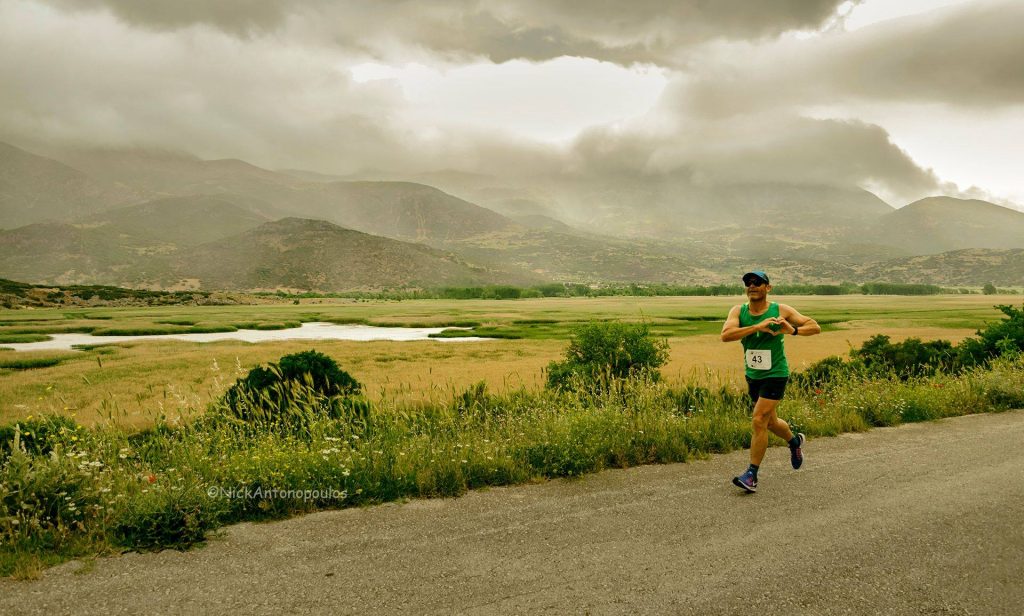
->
[546, 322, 668, 392]
[797, 304, 1024, 388]
[790, 355, 857, 389]
[221, 351, 366, 429]
[958, 303, 1024, 367]
[852, 335, 959, 378]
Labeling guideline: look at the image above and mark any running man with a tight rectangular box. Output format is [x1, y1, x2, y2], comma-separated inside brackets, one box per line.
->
[721, 271, 820, 493]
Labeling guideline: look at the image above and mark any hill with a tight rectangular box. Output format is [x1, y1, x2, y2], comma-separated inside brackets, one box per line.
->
[45, 148, 522, 243]
[868, 197, 1024, 254]
[173, 218, 537, 291]
[0, 221, 179, 287]
[289, 181, 518, 243]
[857, 248, 1024, 286]
[79, 194, 272, 247]
[0, 195, 276, 286]
[0, 141, 144, 228]
[48, 147, 308, 202]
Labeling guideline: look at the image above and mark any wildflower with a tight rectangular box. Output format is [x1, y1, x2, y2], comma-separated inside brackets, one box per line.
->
[146, 473, 157, 484]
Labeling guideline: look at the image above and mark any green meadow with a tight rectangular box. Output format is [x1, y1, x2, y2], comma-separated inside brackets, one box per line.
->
[1, 294, 1023, 578]
[0, 294, 1009, 427]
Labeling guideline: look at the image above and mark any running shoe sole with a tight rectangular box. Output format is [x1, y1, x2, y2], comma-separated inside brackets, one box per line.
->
[732, 475, 757, 493]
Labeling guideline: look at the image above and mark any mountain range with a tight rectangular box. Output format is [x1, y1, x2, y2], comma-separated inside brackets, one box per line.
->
[1, 139, 1023, 290]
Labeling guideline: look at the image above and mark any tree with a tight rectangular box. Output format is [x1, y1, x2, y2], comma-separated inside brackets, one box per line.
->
[983, 282, 997, 295]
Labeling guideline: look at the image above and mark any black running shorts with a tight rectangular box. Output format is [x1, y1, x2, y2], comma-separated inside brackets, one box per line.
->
[746, 376, 788, 402]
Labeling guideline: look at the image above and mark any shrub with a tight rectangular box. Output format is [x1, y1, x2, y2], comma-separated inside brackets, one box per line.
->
[797, 304, 1024, 387]
[221, 351, 366, 429]
[790, 355, 858, 389]
[958, 303, 1024, 367]
[852, 334, 959, 378]
[278, 350, 361, 396]
[546, 322, 668, 392]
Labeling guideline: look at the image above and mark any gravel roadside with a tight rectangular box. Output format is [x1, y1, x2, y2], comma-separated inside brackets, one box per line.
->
[3, 410, 1022, 615]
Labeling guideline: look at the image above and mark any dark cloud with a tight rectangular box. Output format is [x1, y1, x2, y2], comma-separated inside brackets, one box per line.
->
[38, 0, 852, 63]
[683, 0, 1024, 115]
[38, 0, 297, 36]
[4, 0, 1010, 207]
[564, 111, 941, 205]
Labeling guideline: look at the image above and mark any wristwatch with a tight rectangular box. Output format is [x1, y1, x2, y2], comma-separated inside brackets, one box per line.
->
[791, 325, 799, 336]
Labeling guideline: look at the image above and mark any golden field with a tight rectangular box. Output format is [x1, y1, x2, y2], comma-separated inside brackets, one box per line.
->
[0, 294, 1008, 426]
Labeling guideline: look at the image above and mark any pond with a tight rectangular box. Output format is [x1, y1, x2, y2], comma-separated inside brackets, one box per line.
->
[1, 322, 485, 352]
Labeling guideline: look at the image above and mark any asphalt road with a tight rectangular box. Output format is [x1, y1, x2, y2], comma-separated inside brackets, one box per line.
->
[3, 410, 1023, 615]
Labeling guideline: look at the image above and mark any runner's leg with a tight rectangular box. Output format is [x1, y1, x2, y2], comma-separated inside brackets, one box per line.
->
[750, 397, 781, 466]
[767, 407, 794, 443]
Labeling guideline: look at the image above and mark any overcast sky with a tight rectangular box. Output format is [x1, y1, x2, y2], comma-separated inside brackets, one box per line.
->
[1, 0, 1020, 207]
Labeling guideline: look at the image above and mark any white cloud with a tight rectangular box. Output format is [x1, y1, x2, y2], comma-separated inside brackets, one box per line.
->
[350, 57, 668, 143]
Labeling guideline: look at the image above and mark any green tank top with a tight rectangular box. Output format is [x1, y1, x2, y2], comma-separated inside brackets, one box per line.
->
[739, 302, 789, 379]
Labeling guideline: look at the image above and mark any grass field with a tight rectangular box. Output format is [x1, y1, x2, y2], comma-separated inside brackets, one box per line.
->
[0, 295, 1010, 427]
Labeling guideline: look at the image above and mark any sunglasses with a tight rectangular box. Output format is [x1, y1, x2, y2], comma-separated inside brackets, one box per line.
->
[744, 279, 766, 287]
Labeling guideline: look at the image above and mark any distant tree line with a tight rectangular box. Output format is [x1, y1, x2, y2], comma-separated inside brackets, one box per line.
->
[265, 281, 1020, 301]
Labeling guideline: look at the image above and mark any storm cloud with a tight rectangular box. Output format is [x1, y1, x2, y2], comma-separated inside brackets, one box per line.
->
[1, 0, 1020, 207]
[38, 0, 852, 63]
[681, 0, 1024, 116]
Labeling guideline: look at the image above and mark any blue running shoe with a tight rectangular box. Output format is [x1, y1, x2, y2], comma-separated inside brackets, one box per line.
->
[732, 469, 757, 493]
[790, 433, 806, 470]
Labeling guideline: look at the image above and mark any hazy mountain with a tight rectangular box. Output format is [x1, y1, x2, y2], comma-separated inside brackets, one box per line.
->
[0, 141, 144, 228]
[48, 147, 309, 199]
[280, 181, 518, 243]
[46, 147, 521, 243]
[0, 222, 172, 286]
[79, 194, 272, 248]
[857, 248, 1024, 286]
[444, 229, 719, 284]
[173, 217, 537, 291]
[7, 142, 1022, 289]
[0, 195, 270, 286]
[507, 214, 583, 234]
[868, 197, 1024, 254]
[275, 169, 347, 183]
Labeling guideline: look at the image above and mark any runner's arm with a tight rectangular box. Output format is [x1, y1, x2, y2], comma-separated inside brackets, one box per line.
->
[779, 304, 821, 336]
[721, 305, 771, 342]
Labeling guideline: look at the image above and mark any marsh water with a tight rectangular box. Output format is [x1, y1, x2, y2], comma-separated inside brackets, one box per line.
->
[2, 322, 484, 352]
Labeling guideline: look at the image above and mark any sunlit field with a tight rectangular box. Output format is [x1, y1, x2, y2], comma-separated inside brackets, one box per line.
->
[0, 295, 1007, 427]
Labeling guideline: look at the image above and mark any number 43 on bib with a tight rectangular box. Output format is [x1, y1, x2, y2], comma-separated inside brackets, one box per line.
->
[745, 349, 772, 371]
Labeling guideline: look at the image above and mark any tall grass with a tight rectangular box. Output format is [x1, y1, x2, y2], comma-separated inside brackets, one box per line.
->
[2, 355, 1022, 578]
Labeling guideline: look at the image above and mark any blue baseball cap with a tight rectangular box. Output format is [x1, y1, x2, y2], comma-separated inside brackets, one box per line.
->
[742, 271, 770, 285]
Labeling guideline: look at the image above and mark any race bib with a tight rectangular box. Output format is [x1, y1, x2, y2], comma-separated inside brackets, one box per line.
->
[745, 349, 772, 371]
